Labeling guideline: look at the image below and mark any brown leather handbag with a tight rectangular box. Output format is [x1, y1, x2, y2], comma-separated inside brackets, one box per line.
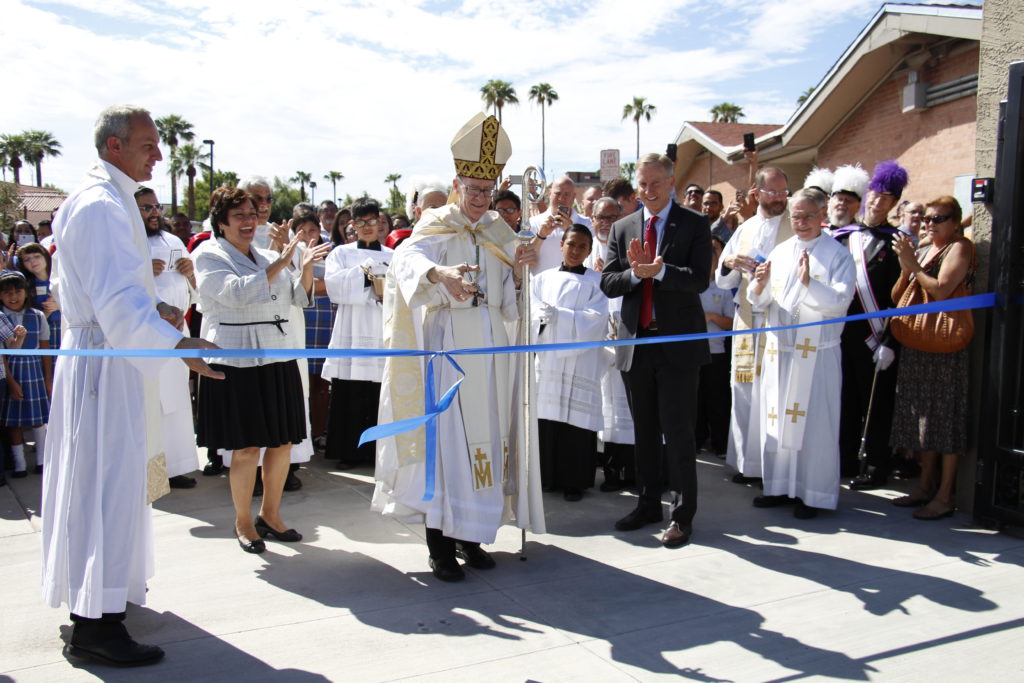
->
[891, 239, 976, 353]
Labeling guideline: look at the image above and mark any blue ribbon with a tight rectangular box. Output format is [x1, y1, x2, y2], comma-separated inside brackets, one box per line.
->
[356, 354, 465, 501]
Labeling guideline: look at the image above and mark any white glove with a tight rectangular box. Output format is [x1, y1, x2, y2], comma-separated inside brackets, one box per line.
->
[873, 344, 895, 371]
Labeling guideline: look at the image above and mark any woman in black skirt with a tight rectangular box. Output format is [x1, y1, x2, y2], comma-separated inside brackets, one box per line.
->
[195, 186, 331, 553]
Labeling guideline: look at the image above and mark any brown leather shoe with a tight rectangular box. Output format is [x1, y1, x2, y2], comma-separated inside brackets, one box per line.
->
[660, 522, 692, 549]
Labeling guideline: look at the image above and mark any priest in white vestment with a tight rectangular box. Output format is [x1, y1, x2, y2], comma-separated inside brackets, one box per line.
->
[322, 196, 393, 468]
[42, 105, 221, 667]
[137, 186, 201, 487]
[715, 167, 793, 481]
[372, 113, 542, 583]
[533, 224, 608, 501]
[748, 188, 855, 518]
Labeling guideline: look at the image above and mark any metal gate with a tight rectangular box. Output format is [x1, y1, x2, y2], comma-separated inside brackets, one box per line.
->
[975, 61, 1024, 528]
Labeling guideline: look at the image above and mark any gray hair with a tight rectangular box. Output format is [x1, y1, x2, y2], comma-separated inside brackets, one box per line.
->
[637, 152, 673, 174]
[239, 175, 271, 193]
[94, 104, 150, 156]
[594, 196, 621, 215]
[790, 187, 828, 210]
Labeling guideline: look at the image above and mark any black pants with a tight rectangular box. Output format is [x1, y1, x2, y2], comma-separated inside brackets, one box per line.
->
[538, 419, 596, 491]
[695, 352, 731, 455]
[838, 338, 899, 475]
[326, 378, 381, 464]
[600, 442, 636, 483]
[623, 340, 700, 525]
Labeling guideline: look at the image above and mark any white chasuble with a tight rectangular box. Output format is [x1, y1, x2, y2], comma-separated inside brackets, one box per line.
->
[749, 234, 855, 509]
[531, 268, 608, 432]
[372, 204, 544, 543]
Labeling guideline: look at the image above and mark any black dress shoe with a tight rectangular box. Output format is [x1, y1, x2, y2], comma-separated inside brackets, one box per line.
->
[11, 469, 27, 479]
[67, 616, 165, 667]
[283, 472, 302, 491]
[34, 464, 43, 474]
[429, 556, 465, 582]
[615, 505, 663, 531]
[255, 516, 302, 542]
[849, 469, 889, 491]
[660, 522, 692, 548]
[455, 542, 496, 569]
[202, 462, 225, 476]
[236, 532, 266, 554]
[599, 477, 626, 492]
[793, 500, 819, 519]
[563, 488, 583, 502]
[732, 473, 762, 485]
[752, 494, 793, 508]
[168, 475, 196, 489]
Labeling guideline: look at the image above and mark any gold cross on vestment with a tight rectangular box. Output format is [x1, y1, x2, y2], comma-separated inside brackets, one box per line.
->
[768, 408, 778, 426]
[766, 345, 778, 361]
[795, 338, 818, 358]
[785, 403, 807, 423]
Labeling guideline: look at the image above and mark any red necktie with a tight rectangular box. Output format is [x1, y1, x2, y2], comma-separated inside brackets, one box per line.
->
[639, 215, 657, 329]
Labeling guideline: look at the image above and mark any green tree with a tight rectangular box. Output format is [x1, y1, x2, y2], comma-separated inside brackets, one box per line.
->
[291, 171, 312, 202]
[23, 130, 62, 187]
[270, 177, 303, 223]
[384, 173, 404, 213]
[480, 79, 519, 125]
[796, 87, 816, 106]
[0, 133, 29, 185]
[709, 102, 745, 123]
[323, 171, 344, 203]
[0, 181, 20, 230]
[528, 83, 558, 171]
[620, 162, 636, 183]
[621, 97, 656, 161]
[155, 114, 195, 215]
[173, 143, 208, 220]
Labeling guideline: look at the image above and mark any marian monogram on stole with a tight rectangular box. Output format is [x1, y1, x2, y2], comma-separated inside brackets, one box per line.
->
[471, 444, 494, 491]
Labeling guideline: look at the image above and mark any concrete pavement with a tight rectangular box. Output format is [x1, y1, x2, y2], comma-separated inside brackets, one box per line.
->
[2, 451, 1023, 681]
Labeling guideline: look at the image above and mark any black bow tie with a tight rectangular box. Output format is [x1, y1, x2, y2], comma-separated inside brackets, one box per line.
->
[559, 264, 586, 275]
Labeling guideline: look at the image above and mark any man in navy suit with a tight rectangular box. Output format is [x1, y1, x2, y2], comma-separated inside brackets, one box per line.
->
[600, 153, 712, 548]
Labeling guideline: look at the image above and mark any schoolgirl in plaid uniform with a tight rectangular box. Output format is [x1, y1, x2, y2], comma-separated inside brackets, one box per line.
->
[0, 309, 27, 484]
[0, 271, 51, 477]
[18, 243, 62, 350]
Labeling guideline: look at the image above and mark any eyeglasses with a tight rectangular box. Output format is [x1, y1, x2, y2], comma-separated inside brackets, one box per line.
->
[685, 189, 704, 196]
[252, 195, 272, 205]
[594, 213, 620, 221]
[353, 218, 379, 228]
[758, 189, 789, 198]
[140, 203, 163, 213]
[495, 207, 519, 215]
[922, 215, 953, 225]
[459, 181, 494, 199]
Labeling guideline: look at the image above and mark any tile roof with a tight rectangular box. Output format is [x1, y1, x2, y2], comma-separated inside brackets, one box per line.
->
[685, 122, 782, 148]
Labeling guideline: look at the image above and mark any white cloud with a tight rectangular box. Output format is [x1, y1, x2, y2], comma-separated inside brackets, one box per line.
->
[3, 0, 880, 203]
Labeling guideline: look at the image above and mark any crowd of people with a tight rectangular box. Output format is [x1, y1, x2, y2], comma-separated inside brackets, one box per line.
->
[13, 104, 979, 667]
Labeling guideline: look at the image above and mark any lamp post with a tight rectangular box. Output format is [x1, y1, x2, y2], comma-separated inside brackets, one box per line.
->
[310, 181, 317, 204]
[202, 139, 215, 189]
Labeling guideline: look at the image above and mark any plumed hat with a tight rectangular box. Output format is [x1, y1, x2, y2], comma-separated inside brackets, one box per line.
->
[803, 167, 834, 195]
[831, 164, 870, 200]
[868, 159, 910, 200]
[451, 113, 511, 181]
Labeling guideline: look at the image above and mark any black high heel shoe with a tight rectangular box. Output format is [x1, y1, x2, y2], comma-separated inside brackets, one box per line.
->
[236, 531, 266, 554]
[255, 516, 302, 542]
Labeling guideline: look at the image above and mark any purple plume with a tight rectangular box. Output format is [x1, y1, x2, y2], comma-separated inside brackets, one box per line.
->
[868, 159, 909, 198]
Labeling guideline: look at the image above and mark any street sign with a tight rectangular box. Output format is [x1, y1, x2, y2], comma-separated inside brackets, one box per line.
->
[600, 149, 620, 182]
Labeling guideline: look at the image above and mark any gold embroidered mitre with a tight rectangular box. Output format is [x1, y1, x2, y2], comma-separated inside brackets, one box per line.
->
[451, 113, 511, 181]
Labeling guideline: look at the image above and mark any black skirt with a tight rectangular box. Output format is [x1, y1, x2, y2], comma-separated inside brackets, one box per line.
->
[197, 361, 307, 451]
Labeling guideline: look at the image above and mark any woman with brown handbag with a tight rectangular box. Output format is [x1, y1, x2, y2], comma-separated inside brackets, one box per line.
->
[888, 196, 974, 520]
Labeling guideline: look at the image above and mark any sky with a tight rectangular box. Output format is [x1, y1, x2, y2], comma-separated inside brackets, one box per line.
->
[2, 0, 899, 207]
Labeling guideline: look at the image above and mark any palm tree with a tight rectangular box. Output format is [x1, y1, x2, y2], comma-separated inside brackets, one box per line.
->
[291, 171, 312, 201]
[323, 171, 344, 202]
[621, 97, 656, 161]
[174, 143, 207, 220]
[620, 162, 636, 183]
[528, 83, 559, 171]
[709, 102, 745, 123]
[385, 173, 402, 193]
[23, 130, 62, 187]
[797, 87, 816, 106]
[0, 133, 29, 185]
[479, 79, 519, 125]
[155, 115, 195, 215]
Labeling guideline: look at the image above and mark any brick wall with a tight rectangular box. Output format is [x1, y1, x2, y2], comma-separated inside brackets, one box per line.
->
[819, 45, 979, 205]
